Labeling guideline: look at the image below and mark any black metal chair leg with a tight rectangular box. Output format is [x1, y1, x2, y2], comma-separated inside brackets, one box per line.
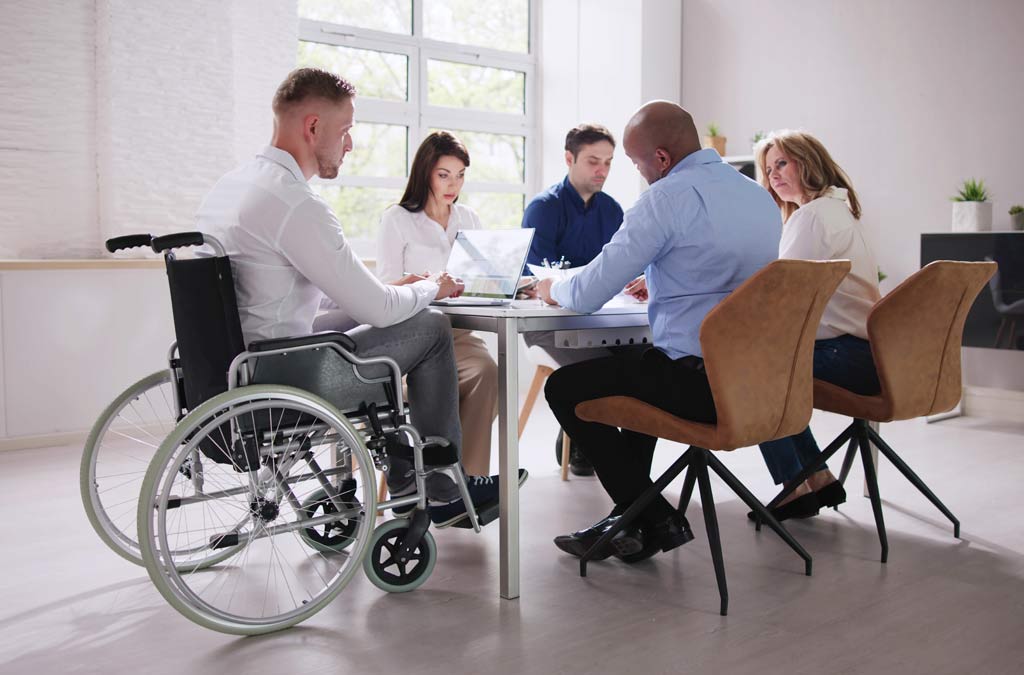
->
[707, 454, 812, 576]
[694, 451, 728, 616]
[858, 426, 888, 563]
[866, 426, 961, 538]
[579, 448, 694, 577]
[837, 433, 859, 487]
[677, 464, 698, 516]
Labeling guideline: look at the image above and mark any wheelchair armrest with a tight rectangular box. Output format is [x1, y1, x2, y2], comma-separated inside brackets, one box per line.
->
[248, 331, 357, 354]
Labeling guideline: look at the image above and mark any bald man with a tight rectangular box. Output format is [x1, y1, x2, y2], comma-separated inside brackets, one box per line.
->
[195, 68, 525, 527]
[537, 101, 782, 562]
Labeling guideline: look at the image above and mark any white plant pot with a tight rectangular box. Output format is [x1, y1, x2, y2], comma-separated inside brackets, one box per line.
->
[951, 201, 992, 232]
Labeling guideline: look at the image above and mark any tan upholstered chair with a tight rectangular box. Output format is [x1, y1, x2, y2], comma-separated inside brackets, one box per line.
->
[575, 259, 850, 616]
[764, 261, 996, 562]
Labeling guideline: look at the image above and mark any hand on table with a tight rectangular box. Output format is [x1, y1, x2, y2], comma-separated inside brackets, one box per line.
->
[623, 276, 648, 302]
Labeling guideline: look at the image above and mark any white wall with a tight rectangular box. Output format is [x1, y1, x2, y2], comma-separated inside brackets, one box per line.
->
[539, 0, 681, 210]
[680, 0, 1024, 288]
[0, 0, 297, 258]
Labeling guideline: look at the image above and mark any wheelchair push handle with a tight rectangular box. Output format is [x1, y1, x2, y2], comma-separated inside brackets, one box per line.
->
[105, 234, 154, 253]
[151, 232, 227, 257]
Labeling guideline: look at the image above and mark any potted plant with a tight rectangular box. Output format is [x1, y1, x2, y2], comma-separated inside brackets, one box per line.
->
[950, 178, 992, 232]
[1010, 205, 1024, 231]
[703, 122, 727, 156]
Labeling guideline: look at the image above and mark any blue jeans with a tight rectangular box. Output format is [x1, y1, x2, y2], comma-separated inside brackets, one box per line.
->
[758, 334, 880, 485]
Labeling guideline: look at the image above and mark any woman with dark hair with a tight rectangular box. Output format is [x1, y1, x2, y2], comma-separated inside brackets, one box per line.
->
[376, 131, 498, 476]
[752, 129, 882, 521]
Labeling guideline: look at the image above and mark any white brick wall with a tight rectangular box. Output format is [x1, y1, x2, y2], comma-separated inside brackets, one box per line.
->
[0, 0, 297, 258]
[0, 1, 98, 258]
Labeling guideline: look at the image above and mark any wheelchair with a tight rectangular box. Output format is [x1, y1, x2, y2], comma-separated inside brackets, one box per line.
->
[81, 231, 496, 635]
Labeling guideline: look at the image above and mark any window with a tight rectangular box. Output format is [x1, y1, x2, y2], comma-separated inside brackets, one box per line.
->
[297, 0, 536, 256]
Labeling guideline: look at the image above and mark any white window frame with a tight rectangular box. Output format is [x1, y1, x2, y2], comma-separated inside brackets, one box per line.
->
[298, 1, 538, 244]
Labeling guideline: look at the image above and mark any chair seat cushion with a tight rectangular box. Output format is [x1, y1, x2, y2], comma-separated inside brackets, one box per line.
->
[813, 379, 895, 422]
[575, 396, 724, 450]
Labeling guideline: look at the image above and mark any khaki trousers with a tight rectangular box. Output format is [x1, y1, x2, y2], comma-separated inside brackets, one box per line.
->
[452, 329, 498, 475]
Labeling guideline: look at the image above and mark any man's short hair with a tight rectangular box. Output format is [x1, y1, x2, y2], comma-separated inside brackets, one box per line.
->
[272, 68, 356, 114]
[565, 123, 616, 159]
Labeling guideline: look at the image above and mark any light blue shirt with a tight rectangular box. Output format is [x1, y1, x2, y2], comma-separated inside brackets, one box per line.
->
[551, 149, 781, 359]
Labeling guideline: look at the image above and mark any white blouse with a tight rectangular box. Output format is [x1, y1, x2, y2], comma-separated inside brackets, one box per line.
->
[779, 187, 881, 340]
[375, 203, 482, 283]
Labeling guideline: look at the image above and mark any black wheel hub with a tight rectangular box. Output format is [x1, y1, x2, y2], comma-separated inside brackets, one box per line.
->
[250, 497, 280, 522]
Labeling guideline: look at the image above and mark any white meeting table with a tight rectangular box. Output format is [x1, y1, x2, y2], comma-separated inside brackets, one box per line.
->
[435, 296, 650, 600]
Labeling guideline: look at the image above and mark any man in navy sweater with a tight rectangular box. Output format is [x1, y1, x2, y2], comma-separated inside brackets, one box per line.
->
[521, 124, 626, 475]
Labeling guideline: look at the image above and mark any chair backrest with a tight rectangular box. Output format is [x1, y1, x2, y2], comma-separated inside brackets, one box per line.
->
[867, 260, 995, 419]
[699, 259, 850, 449]
[164, 255, 246, 410]
[984, 256, 1008, 312]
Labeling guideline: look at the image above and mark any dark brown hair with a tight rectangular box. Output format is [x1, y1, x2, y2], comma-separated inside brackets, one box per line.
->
[399, 131, 471, 212]
[272, 68, 356, 114]
[565, 123, 616, 159]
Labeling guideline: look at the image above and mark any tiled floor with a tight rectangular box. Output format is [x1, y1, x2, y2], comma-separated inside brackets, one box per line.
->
[1, 404, 1023, 674]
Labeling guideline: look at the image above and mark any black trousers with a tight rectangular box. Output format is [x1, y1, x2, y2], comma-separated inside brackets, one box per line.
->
[544, 348, 716, 525]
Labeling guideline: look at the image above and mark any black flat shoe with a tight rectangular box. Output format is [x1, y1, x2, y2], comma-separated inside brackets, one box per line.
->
[747, 491, 820, 523]
[553, 515, 642, 560]
[815, 481, 847, 509]
[554, 429, 594, 476]
[614, 511, 695, 559]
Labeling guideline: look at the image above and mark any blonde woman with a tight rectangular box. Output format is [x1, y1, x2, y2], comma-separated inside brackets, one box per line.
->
[376, 131, 498, 476]
[752, 130, 882, 521]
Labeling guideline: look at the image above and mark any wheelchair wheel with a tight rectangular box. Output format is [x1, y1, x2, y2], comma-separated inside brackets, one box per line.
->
[298, 484, 359, 553]
[138, 386, 377, 635]
[363, 519, 437, 593]
[80, 370, 179, 566]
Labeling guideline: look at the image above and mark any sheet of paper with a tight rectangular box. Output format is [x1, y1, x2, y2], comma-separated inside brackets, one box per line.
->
[527, 263, 584, 281]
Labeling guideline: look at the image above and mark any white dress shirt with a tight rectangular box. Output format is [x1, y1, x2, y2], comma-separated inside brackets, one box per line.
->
[195, 146, 438, 344]
[375, 203, 482, 283]
[779, 187, 881, 340]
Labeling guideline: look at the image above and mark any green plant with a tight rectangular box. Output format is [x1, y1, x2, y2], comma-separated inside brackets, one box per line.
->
[751, 130, 766, 144]
[951, 178, 990, 202]
[877, 267, 887, 283]
[1010, 205, 1023, 215]
[706, 122, 721, 137]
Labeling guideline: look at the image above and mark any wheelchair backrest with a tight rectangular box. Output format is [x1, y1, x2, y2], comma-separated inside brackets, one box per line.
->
[164, 254, 246, 410]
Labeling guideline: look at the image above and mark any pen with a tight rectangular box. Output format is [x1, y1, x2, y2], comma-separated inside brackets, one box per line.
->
[543, 258, 551, 269]
[558, 255, 566, 269]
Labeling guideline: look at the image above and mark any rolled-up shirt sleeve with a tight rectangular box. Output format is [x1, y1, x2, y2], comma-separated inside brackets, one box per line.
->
[551, 190, 671, 314]
[278, 197, 437, 328]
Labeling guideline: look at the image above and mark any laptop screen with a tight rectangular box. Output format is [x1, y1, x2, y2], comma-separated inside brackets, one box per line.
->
[445, 229, 535, 299]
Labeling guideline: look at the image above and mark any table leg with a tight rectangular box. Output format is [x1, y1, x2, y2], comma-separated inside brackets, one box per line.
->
[497, 317, 520, 600]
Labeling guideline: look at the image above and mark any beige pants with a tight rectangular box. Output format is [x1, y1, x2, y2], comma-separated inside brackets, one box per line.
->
[453, 329, 498, 475]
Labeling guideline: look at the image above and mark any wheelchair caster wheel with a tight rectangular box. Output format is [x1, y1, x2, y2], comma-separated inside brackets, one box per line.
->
[299, 483, 360, 553]
[363, 519, 437, 593]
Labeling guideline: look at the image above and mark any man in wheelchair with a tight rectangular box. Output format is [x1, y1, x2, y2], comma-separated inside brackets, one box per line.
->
[194, 67, 525, 527]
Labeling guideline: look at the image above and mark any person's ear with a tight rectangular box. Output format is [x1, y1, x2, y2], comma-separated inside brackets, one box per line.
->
[655, 147, 671, 170]
[303, 113, 319, 143]
[564, 150, 574, 169]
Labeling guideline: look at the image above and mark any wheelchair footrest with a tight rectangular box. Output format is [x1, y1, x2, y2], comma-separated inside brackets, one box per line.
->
[210, 532, 240, 549]
[450, 499, 500, 529]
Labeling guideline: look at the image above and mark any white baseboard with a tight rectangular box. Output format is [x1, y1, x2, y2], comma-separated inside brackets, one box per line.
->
[962, 385, 1024, 422]
[0, 430, 88, 453]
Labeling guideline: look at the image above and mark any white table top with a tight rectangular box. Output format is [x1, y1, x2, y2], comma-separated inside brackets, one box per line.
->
[434, 294, 649, 318]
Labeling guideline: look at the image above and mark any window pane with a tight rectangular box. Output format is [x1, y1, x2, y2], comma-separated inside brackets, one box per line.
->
[459, 192, 524, 230]
[299, 0, 412, 34]
[346, 124, 407, 177]
[314, 186, 402, 241]
[298, 41, 408, 102]
[430, 129, 524, 184]
[424, 0, 529, 53]
[427, 60, 524, 114]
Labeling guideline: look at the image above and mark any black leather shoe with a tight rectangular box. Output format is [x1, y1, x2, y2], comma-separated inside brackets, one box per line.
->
[815, 481, 846, 508]
[554, 429, 594, 476]
[614, 511, 695, 559]
[747, 491, 820, 523]
[554, 515, 642, 560]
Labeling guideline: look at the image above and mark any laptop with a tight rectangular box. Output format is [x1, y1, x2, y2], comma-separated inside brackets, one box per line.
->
[431, 228, 535, 306]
